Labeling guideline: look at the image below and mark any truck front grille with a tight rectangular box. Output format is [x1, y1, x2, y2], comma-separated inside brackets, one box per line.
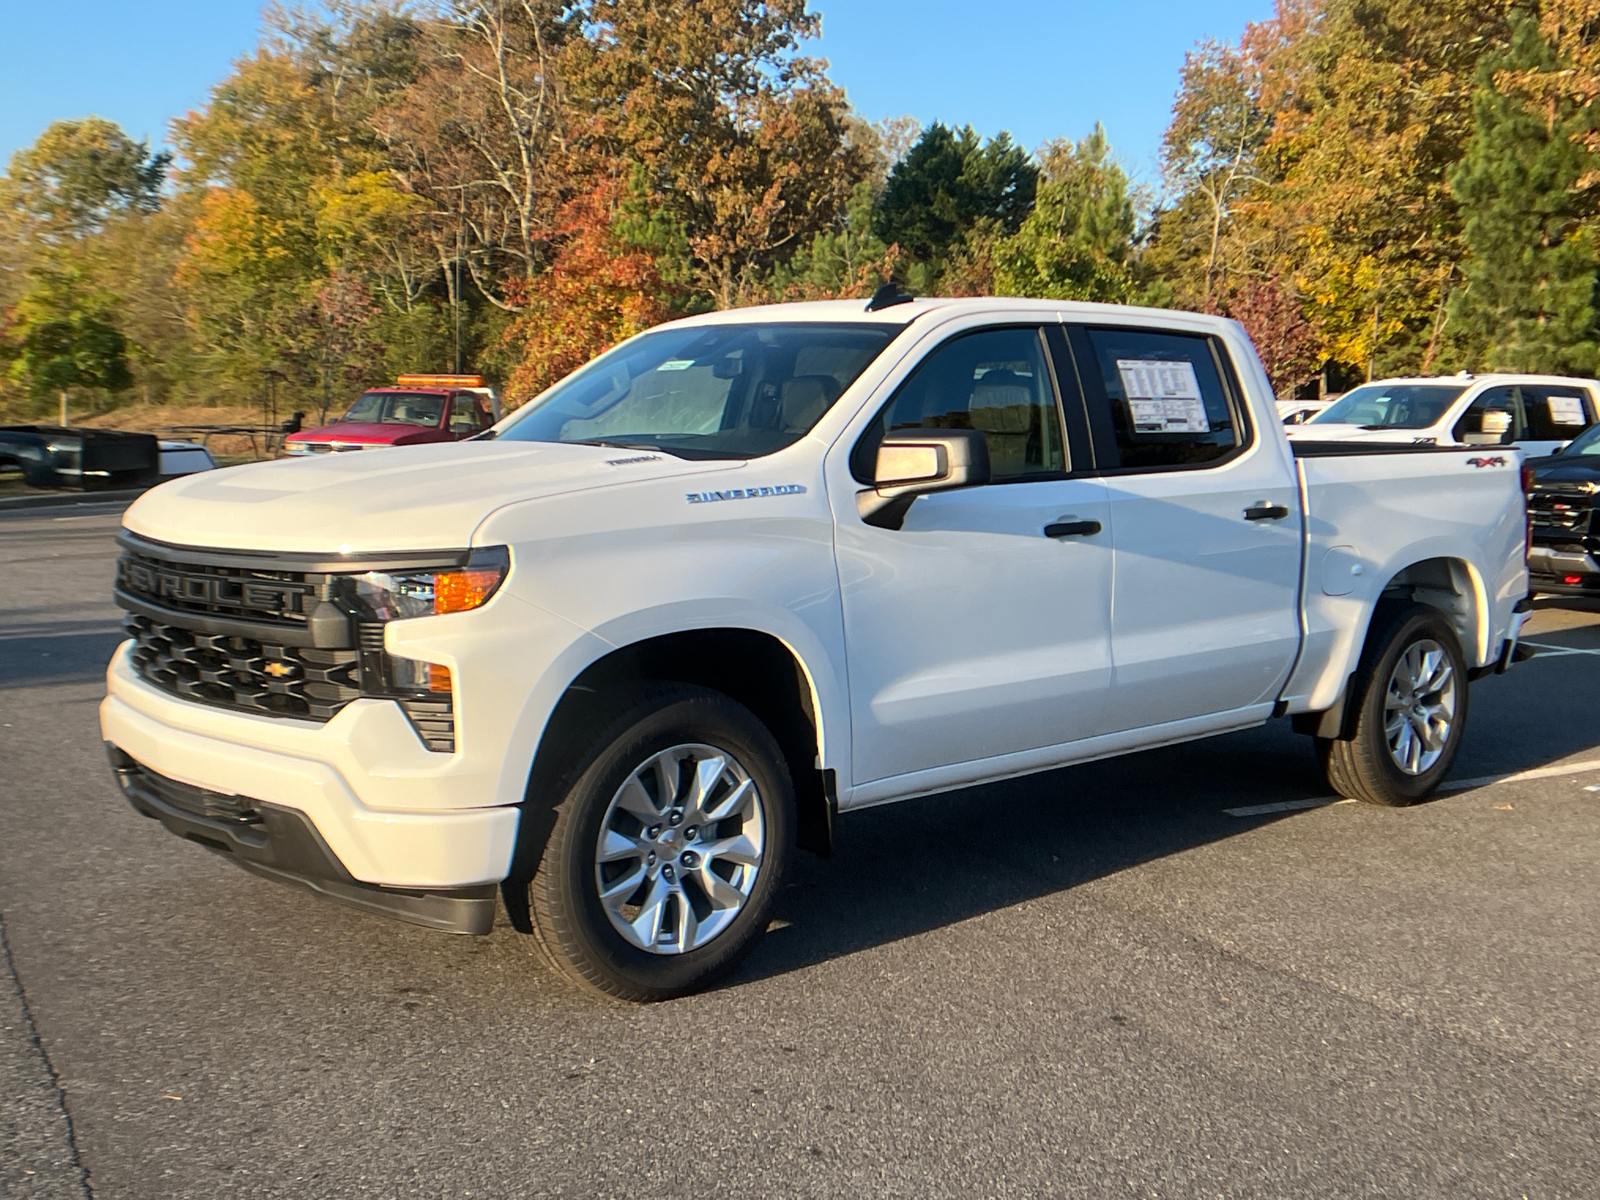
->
[126, 613, 361, 721]
[1530, 484, 1595, 538]
[117, 549, 316, 629]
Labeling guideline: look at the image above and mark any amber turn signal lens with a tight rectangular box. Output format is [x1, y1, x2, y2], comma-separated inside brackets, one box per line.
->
[434, 568, 502, 615]
[428, 663, 453, 693]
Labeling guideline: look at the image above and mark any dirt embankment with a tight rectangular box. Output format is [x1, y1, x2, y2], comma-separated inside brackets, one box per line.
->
[76, 403, 283, 460]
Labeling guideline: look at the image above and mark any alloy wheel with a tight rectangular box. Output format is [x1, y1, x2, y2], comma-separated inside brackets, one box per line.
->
[1383, 638, 1457, 775]
[593, 743, 766, 954]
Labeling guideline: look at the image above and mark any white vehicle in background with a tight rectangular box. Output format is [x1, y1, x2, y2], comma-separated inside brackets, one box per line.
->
[101, 296, 1530, 1001]
[1277, 398, 1334, 425]
[1287, 374, 1600, 457]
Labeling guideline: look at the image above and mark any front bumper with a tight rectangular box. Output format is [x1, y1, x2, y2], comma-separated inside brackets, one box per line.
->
[109, 748, 497, 934]
[1528, 544, 1600, 596]
[101, 645, 519, 893]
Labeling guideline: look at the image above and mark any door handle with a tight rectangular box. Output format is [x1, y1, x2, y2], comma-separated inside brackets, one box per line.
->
[1044, 520, 1102, 538]
[1243, 503, 1290, 521]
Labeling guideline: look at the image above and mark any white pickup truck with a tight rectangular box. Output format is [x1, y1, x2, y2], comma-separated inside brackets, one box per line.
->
[101, 297, 1530, 1000]
[1286, 373, 1600, 457]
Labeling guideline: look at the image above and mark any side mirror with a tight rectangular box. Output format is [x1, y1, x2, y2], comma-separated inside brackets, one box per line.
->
[857, 429, 991, 530]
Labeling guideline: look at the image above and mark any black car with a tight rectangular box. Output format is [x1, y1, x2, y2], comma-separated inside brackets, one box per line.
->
[1526, 421, 1600, 597]
[0, 425, 162, 491]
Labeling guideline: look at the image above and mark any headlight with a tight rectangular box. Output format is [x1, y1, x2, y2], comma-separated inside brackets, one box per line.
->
[329, 546, 509, 751]
[339, 546, 509, 625]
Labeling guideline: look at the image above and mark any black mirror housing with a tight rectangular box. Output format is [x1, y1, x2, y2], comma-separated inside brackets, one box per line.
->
[857, 429, 991, 529]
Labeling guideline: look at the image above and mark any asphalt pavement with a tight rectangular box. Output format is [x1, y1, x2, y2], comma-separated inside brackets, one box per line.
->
[3, 503, 1599, 1199]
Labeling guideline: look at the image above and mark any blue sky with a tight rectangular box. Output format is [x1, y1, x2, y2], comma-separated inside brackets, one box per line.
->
[0, 1, 1275, 183]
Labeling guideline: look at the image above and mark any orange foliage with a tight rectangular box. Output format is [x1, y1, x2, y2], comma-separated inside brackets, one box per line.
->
[501, 177, 681, 406]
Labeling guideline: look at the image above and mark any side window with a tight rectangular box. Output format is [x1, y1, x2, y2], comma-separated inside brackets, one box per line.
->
[853, 327, 1066, 482]
[1521, 386, 1594, 441]
[1078, 327, 1242, 469]
[449, 394, 487, 434]
[1453, 387, 1520, 446]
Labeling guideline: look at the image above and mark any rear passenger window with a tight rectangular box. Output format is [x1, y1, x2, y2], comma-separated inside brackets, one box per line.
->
[853, 327, 1066, 482]
[1078, 328, 1241, 469]
[1521, 386, 1594, 441]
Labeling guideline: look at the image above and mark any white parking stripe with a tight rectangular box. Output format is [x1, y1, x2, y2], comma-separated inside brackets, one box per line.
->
[1224, 758, 1600, 817]
[1521, 641, 1600, 658]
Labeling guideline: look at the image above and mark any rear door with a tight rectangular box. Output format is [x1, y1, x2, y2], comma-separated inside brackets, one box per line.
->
[1519, 384, 1597, 455]
[1061, 322, 1303, 733]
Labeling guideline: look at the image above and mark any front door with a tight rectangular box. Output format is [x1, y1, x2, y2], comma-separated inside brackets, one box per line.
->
[1066, 323, 1303, 732]
[834, 324, 1115, 788]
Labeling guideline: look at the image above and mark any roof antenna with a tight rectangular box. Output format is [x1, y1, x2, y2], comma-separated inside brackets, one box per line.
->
[865, 280, 916, 312]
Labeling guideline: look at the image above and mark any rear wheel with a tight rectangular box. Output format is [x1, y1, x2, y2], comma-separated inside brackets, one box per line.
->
[521, 685, 794, 1001]
[1318, 603, 1469, 807]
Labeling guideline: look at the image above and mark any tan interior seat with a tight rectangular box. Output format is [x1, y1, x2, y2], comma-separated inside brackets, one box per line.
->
[779, 375, 842, 433]
[968, 370, 1035, 476]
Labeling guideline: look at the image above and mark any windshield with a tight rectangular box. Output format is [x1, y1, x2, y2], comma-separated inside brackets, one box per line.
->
[496, 322, 901, 459]
[1309, 383, 1467, 430]
[1562, 422, 1600, 455]
[341, 391, 447, 428]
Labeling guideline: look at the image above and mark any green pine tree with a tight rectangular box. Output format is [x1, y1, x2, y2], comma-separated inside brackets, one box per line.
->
[1448, 16, 1600, 375]
[993, 124, 1137, 302]
[871, 123, 1038, 267]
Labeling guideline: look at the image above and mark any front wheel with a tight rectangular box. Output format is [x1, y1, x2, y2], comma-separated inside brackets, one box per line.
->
[522, 685, 795, 1001]
[1318, 603, 1470, 807]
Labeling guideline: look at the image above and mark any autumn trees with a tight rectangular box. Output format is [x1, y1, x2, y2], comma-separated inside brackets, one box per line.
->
[9, 0, 1600, 417]
[1150, 0, 1600, 392]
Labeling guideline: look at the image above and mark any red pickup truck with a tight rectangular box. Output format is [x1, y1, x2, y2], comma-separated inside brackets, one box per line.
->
[285, 375, 501, 456]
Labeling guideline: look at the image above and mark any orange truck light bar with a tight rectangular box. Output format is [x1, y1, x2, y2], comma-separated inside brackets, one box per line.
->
[396, 374, 486, 388]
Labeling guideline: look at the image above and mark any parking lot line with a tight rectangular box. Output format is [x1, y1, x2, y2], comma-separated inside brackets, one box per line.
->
[1522, 641, 1600, 658]
[1224, 757, 1600, 817]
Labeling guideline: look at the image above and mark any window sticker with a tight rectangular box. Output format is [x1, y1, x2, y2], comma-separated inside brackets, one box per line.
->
[1117, 359, 1210, 434]
[1547, 393, 1586, 426]
[656, 359, 696, 372]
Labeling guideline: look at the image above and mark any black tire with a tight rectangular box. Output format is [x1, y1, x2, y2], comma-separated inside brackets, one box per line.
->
[1317, 603, 1470, 807]
[520, 684, 795, 1001]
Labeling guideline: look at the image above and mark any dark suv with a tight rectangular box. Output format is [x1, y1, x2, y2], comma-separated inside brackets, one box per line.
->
[1526, 422, 1600, 596]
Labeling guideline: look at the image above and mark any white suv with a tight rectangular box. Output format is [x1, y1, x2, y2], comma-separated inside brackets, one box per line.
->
[1287, 374, 1600, 457]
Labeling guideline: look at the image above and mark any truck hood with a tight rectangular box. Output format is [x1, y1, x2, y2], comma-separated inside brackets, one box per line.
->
[124, 440, 736, 552]
[287, 422, 432, 446]
[1527, 455, 1600, 485]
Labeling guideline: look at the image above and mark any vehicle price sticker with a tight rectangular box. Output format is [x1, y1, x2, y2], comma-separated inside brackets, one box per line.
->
[1547, 393, 1586, 426]
[1117, 359, 1210, 433]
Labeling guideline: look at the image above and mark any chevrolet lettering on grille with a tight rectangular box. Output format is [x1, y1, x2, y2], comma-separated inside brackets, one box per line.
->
[121, 559, 307, 620]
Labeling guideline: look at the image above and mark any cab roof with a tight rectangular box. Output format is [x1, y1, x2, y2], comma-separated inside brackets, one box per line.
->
[660, 296, 1239, 332]
[1362, 373, 1599, 387]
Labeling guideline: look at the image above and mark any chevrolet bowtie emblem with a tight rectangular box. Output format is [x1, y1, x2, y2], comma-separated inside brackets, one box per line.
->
[263, 661, 297, 679]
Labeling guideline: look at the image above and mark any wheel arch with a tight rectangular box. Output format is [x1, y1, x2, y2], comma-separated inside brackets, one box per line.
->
[1294, 554, 1488, 740]
[1376, 555, 1488, 665]
[504, 625, 839, 925]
